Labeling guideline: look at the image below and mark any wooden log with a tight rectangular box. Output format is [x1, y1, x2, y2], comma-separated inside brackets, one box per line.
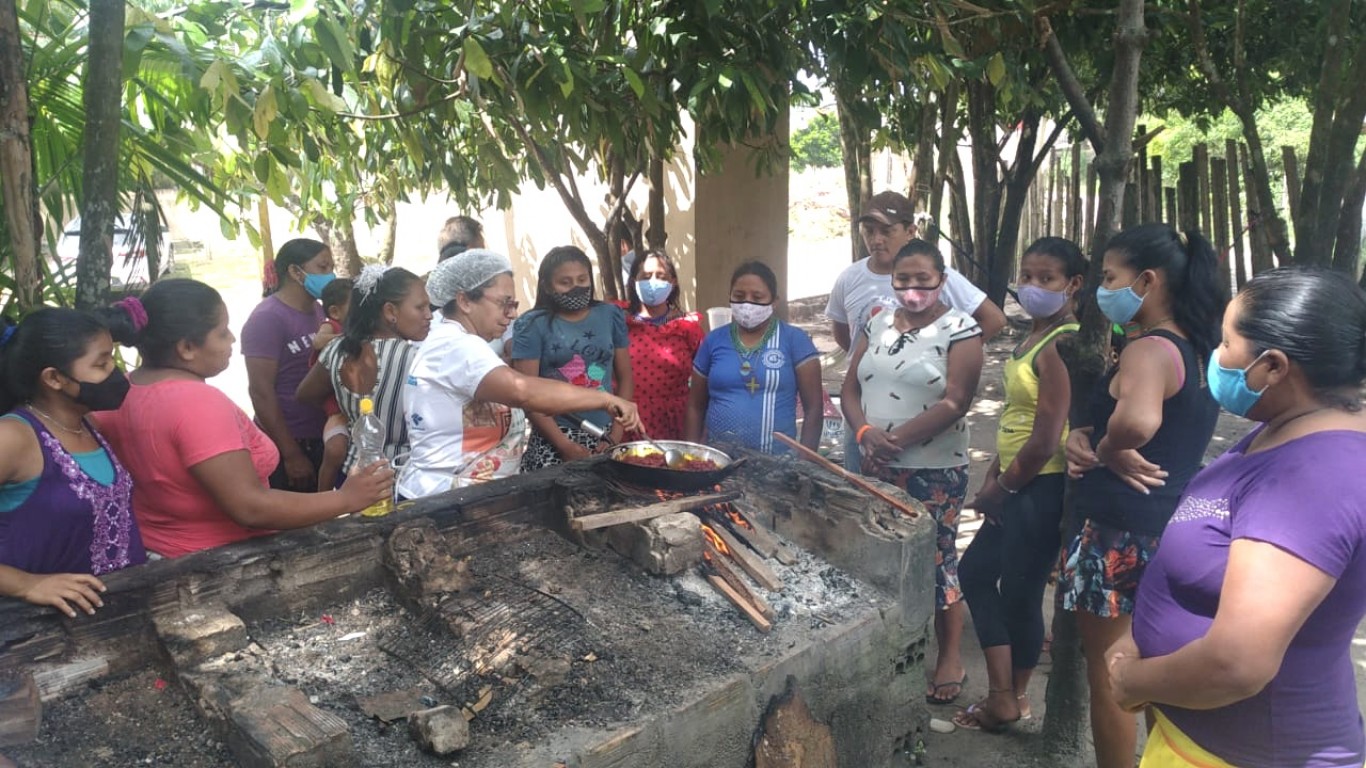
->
[1226, 139, 1248, 288]
[0, 673, 39, 747]
[1178, 161, 1200, 232]
[704, 519, 783, 593]
[1122, 181, 1140, 229]
[1282, 145, 1301, 218]
[1137, 124, 1150, 222]
[1211, 157, 1232, 289]
[712, 503, 796, 565]
[1048, 150, 1062, 234]
[1069, 142, 1083, 243]
[1152, 156, 1165, 221]
[1164, 186, 1178, 229]
[226, 686, 354, 768]
[771, 432, 921, 519]
[704, 574, 771, 634]
[1146, 168, 1162, 224]
[572, 492, 740, 532]
[31, 657, 108, 701]
[1194, 143, 1212, 235]
[703, 538, 776, 621]
[154, 603, 249, 669]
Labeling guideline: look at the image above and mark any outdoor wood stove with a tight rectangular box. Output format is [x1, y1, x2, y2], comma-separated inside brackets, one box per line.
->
[0, 453, 937, 768]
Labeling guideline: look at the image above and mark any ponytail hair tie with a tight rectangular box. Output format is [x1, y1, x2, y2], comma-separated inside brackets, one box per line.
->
[0, 323, 15, 349]
[1176, 230, 1189, 248]
[116, 296, 149, 333]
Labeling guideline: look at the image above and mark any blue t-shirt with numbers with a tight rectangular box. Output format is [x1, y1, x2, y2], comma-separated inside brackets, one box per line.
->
[512, 303, 629, 431]
[693, 321, 819, 454]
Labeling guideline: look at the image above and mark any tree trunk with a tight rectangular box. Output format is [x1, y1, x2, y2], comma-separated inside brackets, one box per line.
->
[335, 214, 362, 278]
[1040, 0, 1148, 756]
[947, 150, 974, 275]
[1294, 28, 1366, 266]
[834, 79, 871, 262]
[909, 96, 937, 210]
[1332, 147, 1366, 276]
[258, 197, 275, 279]
[0, 0, 39, 310]
[990, 110, 1045, 308]
[379, 207, 398, 266]
[929, 82, 960, 234]
[74, 0, 126, 310]
[966, 80, 1001, 291]
[647, 154, 667, 252]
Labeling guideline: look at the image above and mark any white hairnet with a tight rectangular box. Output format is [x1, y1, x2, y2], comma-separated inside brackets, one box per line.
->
[427, 248, 513, 308]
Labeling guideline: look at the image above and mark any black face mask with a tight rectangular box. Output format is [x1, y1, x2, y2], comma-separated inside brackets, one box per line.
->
[66, 367, 131, 412]
[551, 285, 593, 312]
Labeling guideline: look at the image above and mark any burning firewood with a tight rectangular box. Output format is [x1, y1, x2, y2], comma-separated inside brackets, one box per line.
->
[701, 569, 772, 634]
[701, 525, 776, 625]
[699, 515, 783, 592]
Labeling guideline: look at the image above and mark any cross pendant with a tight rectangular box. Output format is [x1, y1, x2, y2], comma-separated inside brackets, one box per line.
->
[745, 376, 759, 395]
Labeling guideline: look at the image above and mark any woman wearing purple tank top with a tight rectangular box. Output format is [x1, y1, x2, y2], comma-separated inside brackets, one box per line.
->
[0, 305, 146, 618]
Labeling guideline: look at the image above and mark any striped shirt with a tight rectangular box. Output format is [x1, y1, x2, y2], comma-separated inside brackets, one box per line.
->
[319, 337, 417, 468]
[692, 320, 819, 454]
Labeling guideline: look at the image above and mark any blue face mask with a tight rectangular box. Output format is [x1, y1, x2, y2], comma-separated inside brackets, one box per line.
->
[1207, 348, 1269, 417]
[1095, 276, 1147, 325]
[301, 271, 336, 300]
[635, 278, 674, 307]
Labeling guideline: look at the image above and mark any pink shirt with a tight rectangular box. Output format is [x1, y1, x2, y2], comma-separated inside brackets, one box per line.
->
[94, 379, 279, 558]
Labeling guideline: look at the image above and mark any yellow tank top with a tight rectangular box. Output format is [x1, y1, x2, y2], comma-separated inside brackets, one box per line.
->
[996, 322, 1079, 475]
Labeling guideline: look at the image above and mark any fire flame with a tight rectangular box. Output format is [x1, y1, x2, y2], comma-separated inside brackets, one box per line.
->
[723, 504, 754, 531]
[700, 523, 730, 555]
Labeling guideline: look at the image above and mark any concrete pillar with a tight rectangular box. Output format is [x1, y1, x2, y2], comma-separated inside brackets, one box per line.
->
[691, 115, 790, 319]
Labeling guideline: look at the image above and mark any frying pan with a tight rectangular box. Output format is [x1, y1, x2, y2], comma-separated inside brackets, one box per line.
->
[604, 440, 742, 491]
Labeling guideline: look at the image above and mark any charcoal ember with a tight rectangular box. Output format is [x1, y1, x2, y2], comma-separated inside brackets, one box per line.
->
[673, 582, 705, 607]
[408, 706, 469, 755]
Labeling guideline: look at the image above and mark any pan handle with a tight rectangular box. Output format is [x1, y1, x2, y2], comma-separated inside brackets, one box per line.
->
[579, 419, 612, 445]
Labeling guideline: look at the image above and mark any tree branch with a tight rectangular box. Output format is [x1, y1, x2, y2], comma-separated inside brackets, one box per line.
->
[1037, 15, 1105, 154]
[1133, 124, 1166, 152]
[1028, 110, 1074, 179]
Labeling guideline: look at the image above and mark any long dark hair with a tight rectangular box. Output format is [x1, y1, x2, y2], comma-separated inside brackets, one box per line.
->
[0, 306, 140, 413]
[1105, 223, 1227, 360]
[133, 279, 225, 368]
[339, 268, 422, 359]
[530, 245, 600, 326]
[268, 238, 329, 297]
[626, 248, 682, 315]
[1236, 266, 1366, 411]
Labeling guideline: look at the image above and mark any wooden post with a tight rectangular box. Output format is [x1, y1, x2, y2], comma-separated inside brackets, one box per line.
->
[1136, 124, 1150, 222]
[1086, 163, 1099, 246]
[1122, 181, 1140, 229]
[1193, 143, 1212, 236]
[1178, 161, 1200, 232]
[1043, 152, 1057, 233]
[1147, 168, 1162, 224]
[1070, 143, 1083, 242]
[1242, 143, 1275, 273]
[1211, 157, 1232, 290]
[1164, 187, 1178, 229]
[1051, 151, 1064, 236]
[1282, 145, 1301, 220]
[1226, 139, 1248, 288]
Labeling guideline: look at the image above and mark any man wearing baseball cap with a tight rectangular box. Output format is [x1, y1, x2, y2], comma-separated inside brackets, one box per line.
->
[825, 190, 1005, 471]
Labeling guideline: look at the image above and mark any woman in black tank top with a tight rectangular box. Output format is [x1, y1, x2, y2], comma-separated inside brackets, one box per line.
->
[1060, 224, 1227, 768]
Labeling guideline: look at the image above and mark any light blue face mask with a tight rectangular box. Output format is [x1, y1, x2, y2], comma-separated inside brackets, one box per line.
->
[1095, 276, 1146, 325]
[301, 271, 337, 300]
[635, 278, 674, 307]
[1207, 348, 1270, 417]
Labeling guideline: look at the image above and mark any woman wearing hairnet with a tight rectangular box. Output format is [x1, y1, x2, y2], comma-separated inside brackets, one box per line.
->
[398, 250, 643, 498]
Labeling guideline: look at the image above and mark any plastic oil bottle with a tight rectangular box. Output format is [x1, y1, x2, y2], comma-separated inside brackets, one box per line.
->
[352, 397, 393, 518]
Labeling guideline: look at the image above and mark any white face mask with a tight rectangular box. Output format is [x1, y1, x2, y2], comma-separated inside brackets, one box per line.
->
[730, 301, 774, 329]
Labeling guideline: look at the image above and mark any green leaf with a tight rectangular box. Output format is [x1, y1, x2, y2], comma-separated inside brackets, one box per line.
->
[622, 68, 645, 99]
[253, 84, 278, 140]
[464, 38, 493, 80]
[718, 71, 733, 89]
[986, 52, 1006, 87]
[253, 153, 271, 184]
[315, 16, 354, 72]
[303, 77, 347, 114]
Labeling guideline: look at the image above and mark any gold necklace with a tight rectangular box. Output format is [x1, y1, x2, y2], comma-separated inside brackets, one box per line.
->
[1140, 316, 1175, 333]
[27, 404, 85, 435]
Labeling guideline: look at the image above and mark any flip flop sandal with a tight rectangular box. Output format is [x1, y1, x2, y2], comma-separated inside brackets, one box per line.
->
[951, 703, 1019, 734]
[925, 673, 967, 705]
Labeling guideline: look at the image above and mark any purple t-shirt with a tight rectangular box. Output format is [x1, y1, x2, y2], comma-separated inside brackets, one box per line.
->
[1133, 428, 1366, 767]
[240, 294, 326, 440]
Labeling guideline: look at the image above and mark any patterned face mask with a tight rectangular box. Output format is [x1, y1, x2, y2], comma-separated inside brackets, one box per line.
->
[551, 285, 593, 312]
[730, 301, 774, 329]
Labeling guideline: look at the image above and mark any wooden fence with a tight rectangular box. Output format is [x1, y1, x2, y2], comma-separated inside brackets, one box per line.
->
[1018, 127, 1287, 293]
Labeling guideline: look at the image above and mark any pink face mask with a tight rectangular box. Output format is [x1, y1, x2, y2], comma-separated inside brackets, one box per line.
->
[896, 285, 943, 313]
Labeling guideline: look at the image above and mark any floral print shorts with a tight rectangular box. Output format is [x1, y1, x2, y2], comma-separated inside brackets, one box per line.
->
[1060, 518, 1161, 618]
[876, 465, 968, 610]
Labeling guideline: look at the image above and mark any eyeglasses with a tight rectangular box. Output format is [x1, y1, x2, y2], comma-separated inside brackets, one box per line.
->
[483, 295, 519, 313]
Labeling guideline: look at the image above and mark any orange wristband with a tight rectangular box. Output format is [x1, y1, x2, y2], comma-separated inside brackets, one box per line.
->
[856, 424, 873, 444]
